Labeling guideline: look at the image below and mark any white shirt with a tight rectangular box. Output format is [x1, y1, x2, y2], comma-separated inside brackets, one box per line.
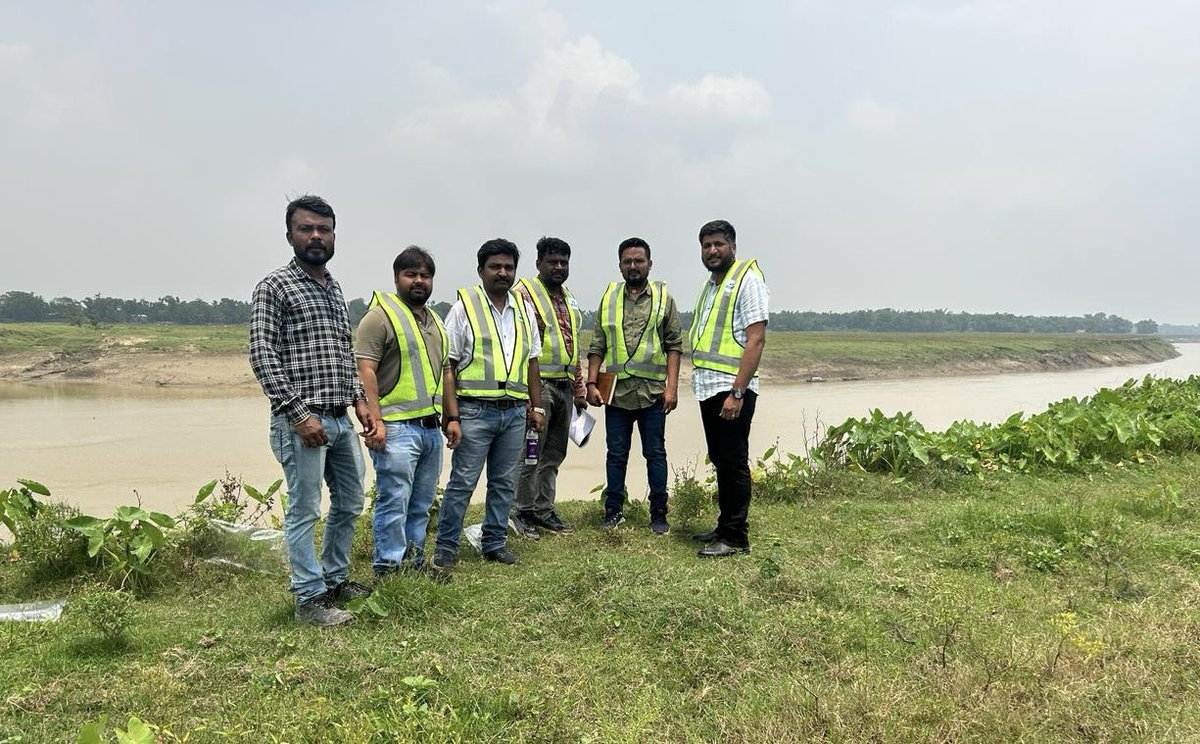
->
[444, 291, 542, 374]
[690, 269, 770, 402]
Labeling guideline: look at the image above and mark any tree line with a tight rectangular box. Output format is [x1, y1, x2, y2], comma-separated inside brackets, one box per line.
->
[0, 290, 1158, 334]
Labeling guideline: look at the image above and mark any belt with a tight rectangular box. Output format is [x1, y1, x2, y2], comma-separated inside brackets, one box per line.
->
[460, 397, 522, 410]
[402, 415, 440, 429]
[546, 378, 574, 389]
[308, 405, 347, 417]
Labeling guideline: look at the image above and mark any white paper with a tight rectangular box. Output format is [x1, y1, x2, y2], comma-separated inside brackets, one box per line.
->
[569, 406, 596, 447]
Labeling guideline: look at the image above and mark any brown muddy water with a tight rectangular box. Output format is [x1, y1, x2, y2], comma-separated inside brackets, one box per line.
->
[3, 344, 1199, 517]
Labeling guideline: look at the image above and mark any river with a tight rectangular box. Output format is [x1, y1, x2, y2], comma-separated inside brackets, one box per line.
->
[4, 343, 1199, 516]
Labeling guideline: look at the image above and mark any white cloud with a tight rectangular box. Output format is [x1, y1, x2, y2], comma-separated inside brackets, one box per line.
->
[519, 34, 643, 130]
[666, 74, 773, 122]
[847, 97, 898, 134]
[0, 41, 33, 65]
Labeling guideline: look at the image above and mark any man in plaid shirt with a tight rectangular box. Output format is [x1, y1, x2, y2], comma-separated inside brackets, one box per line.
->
[250, 194, 379, 627]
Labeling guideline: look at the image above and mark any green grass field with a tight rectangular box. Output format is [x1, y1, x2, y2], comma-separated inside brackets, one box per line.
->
[3, 456, 1199, 742]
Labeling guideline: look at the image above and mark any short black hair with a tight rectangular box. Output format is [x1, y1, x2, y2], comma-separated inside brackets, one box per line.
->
[618, 237, 651, 261]
[286, 194, 336, 230]
[698, 219, 735, 244]
[393, 245, 436, 276]
[536, 237, 571, 261]
[478, 238, 520, 269]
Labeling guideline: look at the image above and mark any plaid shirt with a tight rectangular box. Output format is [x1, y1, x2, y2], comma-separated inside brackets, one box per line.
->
[249, 260, 365, 425]
[515, 281, 585, 399]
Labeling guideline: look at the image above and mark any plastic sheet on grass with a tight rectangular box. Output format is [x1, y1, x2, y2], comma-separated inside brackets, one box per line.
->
[464, 523, 484, 553]
[201, 520, 288, 575]
[0, 599, 66, 622]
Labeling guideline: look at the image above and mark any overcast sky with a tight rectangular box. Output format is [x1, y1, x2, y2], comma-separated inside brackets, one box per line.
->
[3, 1, 1198, 322]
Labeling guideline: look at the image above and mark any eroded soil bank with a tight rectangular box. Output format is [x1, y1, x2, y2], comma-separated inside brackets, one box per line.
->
[0, 330, 1179, 390]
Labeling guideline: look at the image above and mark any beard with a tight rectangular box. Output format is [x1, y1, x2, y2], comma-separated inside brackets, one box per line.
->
[400, 286, 429, 307]
[294, 241, 334, 266]
[624, 274, 648, 288]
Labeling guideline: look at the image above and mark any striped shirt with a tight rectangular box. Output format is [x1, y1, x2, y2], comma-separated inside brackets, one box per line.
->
[249, 260, 365, 425]
[690, 269, 771, 402]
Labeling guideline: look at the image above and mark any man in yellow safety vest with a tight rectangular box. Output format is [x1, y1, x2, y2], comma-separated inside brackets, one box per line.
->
[511, 237, 587, 540]
[586, 237, 683, 534]
[688, 220, 770, 558]
[434, 239, 545, 569]
[355, 246, 451, 583]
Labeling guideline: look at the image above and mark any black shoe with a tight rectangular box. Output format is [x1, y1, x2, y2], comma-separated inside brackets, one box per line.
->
[599, 511, 624, 530]
[691, 529, 718, 543]
[533, 510, 574, 534]
[509, 513, 541, 540]
[483, 547, 519, 565]
[294, 593, 354, 627]
[406, 562, 453, 585]
[649, 514, 670, 535]
[431, 550, 457, 570]
[327, 580, 373, 603]
[697, 540, 751, 558]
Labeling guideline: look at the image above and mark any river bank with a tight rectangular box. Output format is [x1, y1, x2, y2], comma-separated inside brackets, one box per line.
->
[0, 324, 1179, 389]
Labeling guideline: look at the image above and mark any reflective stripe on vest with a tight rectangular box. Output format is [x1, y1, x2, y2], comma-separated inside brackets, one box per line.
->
[369, 291, 448, 420]
[456, 286, 531, 399]
[517, 276, 580, 379]
[599, 281, 669, 381]
[688, 259, 762, 375]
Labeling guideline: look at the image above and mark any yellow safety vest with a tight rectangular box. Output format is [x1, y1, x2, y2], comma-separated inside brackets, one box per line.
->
[369, 291, 448, 420]
[689, 259, 763, 375]
[598, 281, 669, 381]
[517, 276, 580, 379]
[456, 286, 532, 400]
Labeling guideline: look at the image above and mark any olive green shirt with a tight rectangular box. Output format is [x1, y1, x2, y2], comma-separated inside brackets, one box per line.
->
[588, 283, 683, 410]
[354, 304, 447, 401]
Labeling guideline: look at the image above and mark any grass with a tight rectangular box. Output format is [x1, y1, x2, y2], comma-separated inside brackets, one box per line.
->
[0, 324, 1177, 382]
[3, 458, 1200, 741]
[0, 323, 249, 355]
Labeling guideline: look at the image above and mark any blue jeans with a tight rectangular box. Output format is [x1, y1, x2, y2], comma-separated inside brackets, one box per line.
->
[270, 412, 366, 603]
[369, 419, 443, 573]
[436, 398, 526, 556]
[602, 399, 669, 516]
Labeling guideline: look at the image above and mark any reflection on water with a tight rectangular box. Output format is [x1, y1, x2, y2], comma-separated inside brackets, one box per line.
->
[4, 344, 1198, 516]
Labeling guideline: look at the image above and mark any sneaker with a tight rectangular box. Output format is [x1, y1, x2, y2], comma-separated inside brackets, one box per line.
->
[483, 547, 519, 565]
[650, 514, 670, 535]
[294, 593, 354, 627]
[533, 510, 574, 534]
[328, 580, 373, 603]
[509, 513, 541, 540]
[599, 511, 624, 530]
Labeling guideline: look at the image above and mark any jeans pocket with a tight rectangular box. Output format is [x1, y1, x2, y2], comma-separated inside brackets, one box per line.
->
[269, 416, 291, 464]
[458, 400, 483, 421]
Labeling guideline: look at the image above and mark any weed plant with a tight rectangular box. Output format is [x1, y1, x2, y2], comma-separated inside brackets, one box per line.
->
[821, 374, 1200, 476]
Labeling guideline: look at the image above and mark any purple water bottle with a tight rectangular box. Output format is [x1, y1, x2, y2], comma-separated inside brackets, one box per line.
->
[524, 427, 539, 465]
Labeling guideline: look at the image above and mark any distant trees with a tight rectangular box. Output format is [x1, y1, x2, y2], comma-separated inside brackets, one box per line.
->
[0, 290, 1158, 334]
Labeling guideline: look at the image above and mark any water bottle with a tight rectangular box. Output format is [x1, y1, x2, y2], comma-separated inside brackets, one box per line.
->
[524, 427, 539, 465]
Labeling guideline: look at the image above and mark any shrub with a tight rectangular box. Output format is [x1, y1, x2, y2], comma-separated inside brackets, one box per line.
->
[73, 588, 135, 641]
[13, 501, 93, 581]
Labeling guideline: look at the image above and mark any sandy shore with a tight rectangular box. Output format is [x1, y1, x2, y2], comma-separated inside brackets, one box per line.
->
[0, 342, 1180, 392]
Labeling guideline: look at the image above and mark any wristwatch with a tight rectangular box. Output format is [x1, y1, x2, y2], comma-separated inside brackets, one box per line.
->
[730, 387, 745, 400]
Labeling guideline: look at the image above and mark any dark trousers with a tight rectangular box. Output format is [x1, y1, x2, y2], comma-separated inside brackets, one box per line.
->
[699, 390, 757, 547]
[602, 400, 669, 516]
